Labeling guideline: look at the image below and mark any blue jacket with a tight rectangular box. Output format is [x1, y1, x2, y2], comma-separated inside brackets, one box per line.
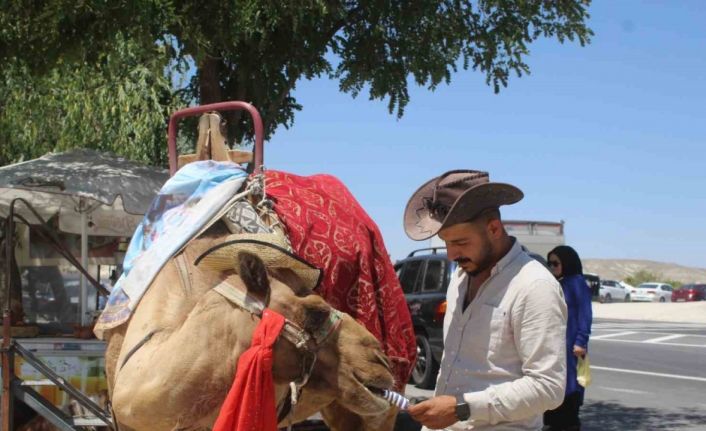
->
[561, 274, 593, 395]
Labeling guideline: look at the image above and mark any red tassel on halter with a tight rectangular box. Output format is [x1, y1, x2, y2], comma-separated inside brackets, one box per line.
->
[213, 309, 286, 431]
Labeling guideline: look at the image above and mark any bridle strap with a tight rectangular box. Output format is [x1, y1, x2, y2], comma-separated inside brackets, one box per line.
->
[212, 279, 343, 351]
[212, 280, 316, 350]
[211, 279, 344, 426]
[276, 388, 293, 423]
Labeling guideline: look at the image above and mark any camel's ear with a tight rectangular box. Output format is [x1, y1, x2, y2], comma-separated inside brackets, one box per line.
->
[238, 252, 270, 296]
[303, 303, 330, 334]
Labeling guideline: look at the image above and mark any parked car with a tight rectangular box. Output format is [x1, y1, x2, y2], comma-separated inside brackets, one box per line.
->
[599, 279, 631, 303]
[631, 283, 673, 302]
[395, 247, 455, 389]
[671, 284, 706, 302]
[584, 273, 601, 300]
[619, 280, 636, 293]
[394, 245, 548, 389]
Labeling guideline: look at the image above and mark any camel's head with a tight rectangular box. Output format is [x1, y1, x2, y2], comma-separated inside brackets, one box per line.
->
[235, 252, 395, 419]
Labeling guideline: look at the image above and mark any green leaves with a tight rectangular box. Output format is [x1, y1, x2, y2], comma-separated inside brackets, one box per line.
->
[0, 34, 186, 167]
[0, 0, 592, 166]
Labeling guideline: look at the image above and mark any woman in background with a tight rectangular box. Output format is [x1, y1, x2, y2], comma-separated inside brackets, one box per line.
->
[544, 245, 593, 431]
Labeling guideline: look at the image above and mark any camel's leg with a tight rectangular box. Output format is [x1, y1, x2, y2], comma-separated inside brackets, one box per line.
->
[321, 401, 398, 431]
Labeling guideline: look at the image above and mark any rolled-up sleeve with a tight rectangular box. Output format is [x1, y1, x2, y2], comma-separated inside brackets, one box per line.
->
[464, 279, 568, 424]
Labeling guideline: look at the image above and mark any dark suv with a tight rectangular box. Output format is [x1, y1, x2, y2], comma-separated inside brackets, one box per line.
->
[395, 246, 549, 389]
[394, 248, 456, 389]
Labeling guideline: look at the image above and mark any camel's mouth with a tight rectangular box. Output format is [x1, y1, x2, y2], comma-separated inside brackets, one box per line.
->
[356, 372, 393, 399]
[362, 379, 396, 404]
[365, 385, 387, 399]
[344, 370, 395, 415]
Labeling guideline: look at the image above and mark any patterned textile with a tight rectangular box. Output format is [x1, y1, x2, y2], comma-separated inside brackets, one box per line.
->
[264, 170, 416, 389]
[223, 200, 273, 234]
[212, 309, 285, 431]
[94, 161, 247, 338]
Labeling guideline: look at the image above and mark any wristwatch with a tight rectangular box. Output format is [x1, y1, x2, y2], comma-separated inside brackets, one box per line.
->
[455, 394, 471, 421]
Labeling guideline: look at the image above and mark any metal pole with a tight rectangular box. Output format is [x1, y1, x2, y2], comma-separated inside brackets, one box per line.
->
[95, 265, 101, 311]
[1, 317, 13, 431]
[2, 211, 15, 430]
[80, 209, 88, 327]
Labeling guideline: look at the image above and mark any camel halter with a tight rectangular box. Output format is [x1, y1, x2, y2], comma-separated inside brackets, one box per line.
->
[210, 278, 343, 429]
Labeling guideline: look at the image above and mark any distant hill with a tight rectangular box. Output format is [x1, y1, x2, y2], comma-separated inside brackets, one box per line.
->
[583, 259, 706, 284]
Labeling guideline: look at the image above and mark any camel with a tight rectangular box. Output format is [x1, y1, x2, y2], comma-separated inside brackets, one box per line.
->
[103, 223, 400, 431]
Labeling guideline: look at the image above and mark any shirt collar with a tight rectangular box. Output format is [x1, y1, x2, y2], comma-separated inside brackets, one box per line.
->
[489, 237, 522, 277]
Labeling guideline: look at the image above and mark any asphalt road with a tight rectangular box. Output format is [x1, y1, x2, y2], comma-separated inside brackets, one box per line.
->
[580, 319, 706, 431]
[404, 318, 706, 431]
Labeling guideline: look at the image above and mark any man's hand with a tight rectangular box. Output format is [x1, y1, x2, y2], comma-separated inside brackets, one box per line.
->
[408, 395, 458, 429]
[573, 345, 587, 357]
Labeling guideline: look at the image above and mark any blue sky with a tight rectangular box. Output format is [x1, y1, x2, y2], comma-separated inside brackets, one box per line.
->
[264, 1, 706, 268]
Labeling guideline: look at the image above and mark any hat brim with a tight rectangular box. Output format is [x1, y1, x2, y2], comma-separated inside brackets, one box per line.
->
[195, 239, 323, 291]
[404, 179, 523, 241]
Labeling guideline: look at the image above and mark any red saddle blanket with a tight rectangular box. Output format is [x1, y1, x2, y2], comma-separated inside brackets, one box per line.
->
[264, 170, 416, 389]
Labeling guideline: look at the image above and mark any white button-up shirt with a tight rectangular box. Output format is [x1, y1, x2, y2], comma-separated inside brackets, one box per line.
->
[426, 240, 567, 430]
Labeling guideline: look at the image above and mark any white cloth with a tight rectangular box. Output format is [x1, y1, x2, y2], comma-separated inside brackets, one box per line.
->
[424, 240, 567, 431]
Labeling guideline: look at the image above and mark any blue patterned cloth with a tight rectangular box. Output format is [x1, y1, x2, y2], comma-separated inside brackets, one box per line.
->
[95, 161, 247, 338]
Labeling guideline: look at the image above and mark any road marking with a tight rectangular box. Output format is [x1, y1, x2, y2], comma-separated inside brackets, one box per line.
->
[593, 327, 706, 333]
[599, 386, 649, 395]
[591, 331, 636, 340]
[592, 366, 706, 383]
[644, 334, 686, 343]
[591, 338, 706, 348]
[593, 322, 706, 329]
[592, 330, 706, 339]
[598, 327, 706, 332]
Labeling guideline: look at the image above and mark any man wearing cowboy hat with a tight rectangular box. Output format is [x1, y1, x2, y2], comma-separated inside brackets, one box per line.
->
[406, 170, 567, 431]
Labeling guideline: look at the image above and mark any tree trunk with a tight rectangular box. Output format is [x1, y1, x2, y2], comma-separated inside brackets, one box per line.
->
[198, 56, 222, 104]
[198, 57, 256, 145]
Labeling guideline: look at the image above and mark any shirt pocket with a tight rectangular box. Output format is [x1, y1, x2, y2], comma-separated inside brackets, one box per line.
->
[483, 303, 509, 353]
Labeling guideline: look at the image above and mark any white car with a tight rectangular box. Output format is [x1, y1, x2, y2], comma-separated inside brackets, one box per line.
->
[599, 279, 631, 303]
[631, 283, 673, 302]
[619, 281, 636, 292]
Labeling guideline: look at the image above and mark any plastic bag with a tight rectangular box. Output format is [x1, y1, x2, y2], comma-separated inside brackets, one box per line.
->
[577, 355, 592, 388]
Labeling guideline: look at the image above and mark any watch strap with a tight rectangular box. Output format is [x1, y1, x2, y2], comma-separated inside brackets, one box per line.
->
[455, 393, 471, 421]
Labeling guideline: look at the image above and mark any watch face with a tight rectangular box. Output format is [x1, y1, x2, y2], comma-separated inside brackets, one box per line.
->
[455, 402, 471, 421]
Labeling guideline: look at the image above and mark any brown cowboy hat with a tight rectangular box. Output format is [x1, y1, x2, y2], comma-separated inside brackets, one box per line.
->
[403, 170, 523, 241]
[195, 233, 323, 291]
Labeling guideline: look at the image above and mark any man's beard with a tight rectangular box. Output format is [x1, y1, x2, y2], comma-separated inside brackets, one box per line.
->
[460, 238, 495, 277]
